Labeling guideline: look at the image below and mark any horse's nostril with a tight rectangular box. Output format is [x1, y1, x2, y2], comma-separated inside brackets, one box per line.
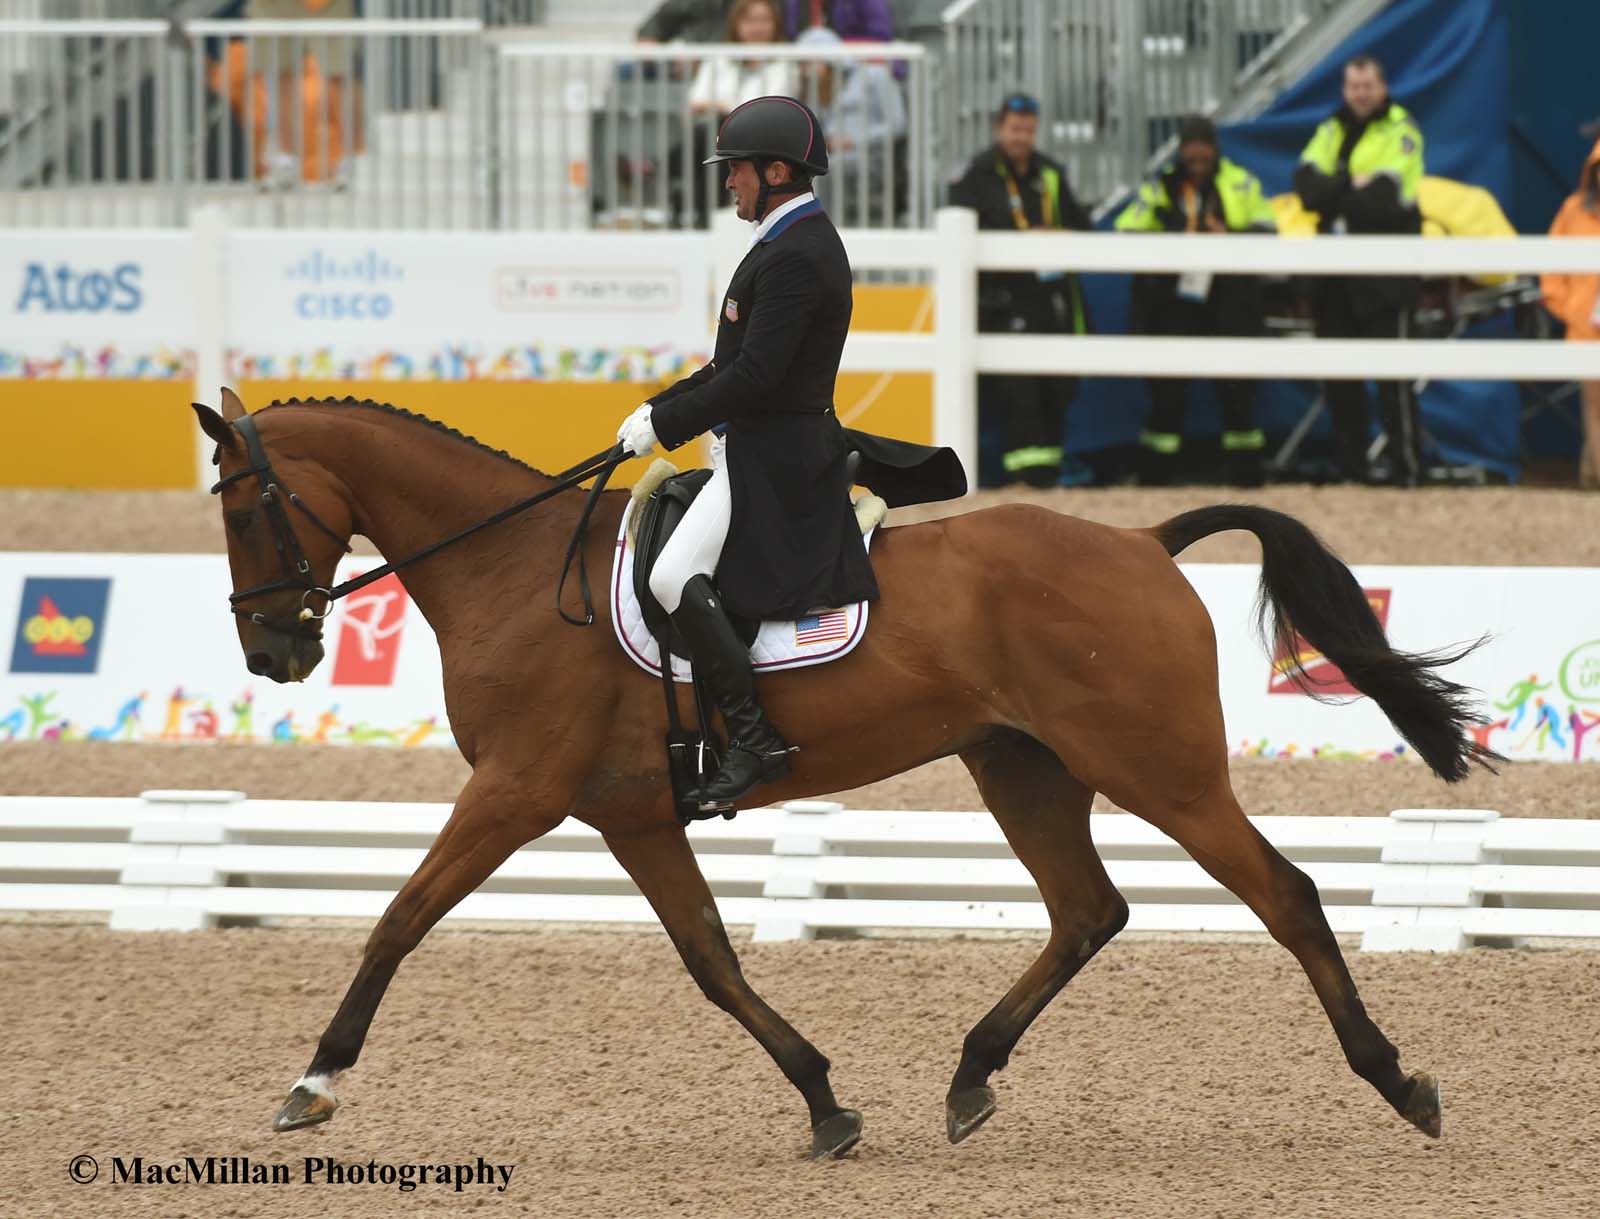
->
[246, 651, 274, 676]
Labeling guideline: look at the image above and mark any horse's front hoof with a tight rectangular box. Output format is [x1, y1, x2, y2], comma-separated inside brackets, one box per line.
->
[1400, 1070, 1441, 1138]
[272, 1083, 338, 1132]
[945, 1086, 997, 1144]
[809, 1109, 863, 1160]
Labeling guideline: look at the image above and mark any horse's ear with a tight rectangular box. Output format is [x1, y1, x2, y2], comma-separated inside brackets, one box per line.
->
[219, 386, 247, 422]
[192, 402, 237, 451]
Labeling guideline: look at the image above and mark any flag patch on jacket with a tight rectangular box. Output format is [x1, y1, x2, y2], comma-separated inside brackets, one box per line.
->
[724, 297, 739, 322]
[794, 610, 850, 646]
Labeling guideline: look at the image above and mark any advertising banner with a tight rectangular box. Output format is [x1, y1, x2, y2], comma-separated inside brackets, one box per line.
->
[223, 231, 713, 384]
[0, 232, 195, 380]
[1, 554, 449, 749]
[3, 555, 1595, 762]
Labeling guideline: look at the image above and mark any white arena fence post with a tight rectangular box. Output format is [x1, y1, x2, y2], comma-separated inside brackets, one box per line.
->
[1363, 809, 1503, 953]
[932, 205, 979, 486]
[752, 800, 844, 943]
[190, 204, 230, 489]
[109, 789, 245, 932]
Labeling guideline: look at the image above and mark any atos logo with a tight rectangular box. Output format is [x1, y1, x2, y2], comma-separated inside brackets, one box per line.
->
[286, 249, 404, 321]
[9, 577, 112, 675]
[330, 572, 408, 686]
[15, 263, 143, 313]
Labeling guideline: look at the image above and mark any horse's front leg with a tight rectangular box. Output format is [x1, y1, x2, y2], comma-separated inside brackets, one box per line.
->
[603, 823, 862, 1160]
[272, 767, 562, 1131]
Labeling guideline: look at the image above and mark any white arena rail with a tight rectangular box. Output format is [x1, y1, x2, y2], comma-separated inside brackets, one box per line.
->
[4, 793, 1600, 953]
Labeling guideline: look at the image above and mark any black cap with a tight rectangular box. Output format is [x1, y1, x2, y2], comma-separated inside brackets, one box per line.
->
[703, 95, 830, 176]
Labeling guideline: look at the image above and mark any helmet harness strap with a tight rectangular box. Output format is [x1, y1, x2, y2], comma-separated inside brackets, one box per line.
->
[751, 157, 812, 223]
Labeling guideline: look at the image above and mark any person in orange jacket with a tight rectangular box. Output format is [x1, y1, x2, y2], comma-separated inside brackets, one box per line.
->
[1541, 137, 1600, 489]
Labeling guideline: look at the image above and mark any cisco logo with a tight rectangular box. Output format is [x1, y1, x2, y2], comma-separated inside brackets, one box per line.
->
[286, 249, 404, 320]
[15, 263, 143, 313]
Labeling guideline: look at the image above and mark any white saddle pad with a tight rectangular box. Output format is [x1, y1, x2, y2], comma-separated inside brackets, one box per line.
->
[611, 497, 875, 684]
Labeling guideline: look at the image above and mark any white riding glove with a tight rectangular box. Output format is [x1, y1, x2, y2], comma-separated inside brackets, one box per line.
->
[617, 403, 658, 458]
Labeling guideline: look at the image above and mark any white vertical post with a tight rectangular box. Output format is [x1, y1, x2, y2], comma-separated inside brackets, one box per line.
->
[190, 204, 229, 489]
[932, 206, 978, 490]
[1362, 808, 1501, 953]
[752, 800, 841, 943]
[110, 789, 244, 931]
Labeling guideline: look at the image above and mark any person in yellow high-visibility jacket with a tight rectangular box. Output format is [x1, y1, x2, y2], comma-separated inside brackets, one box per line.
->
[1115, 115, 1278, 487]
[1294, 53, 1425, 486]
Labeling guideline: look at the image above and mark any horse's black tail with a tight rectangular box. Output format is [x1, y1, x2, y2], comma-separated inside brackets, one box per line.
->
[1154, 504, 1501, 783]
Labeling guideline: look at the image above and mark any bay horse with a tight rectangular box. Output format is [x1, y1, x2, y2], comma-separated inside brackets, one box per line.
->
[193, 389, 1492, 1159]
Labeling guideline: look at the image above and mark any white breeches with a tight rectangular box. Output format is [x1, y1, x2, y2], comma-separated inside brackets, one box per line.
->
[648, 433, 730, 615]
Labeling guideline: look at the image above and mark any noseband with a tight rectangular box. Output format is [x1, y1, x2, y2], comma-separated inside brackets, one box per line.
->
[210, 414, 352, 640]
[211, 413, 626, 641]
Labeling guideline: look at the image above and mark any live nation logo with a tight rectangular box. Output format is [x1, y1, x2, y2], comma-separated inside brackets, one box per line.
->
[1267, 588, 1392, 696]
[330, 573, 408, 686]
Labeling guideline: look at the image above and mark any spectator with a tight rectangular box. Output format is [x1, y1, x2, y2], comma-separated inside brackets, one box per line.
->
[636, 0, 729, 43]
[246, 0, 363, 180]
[795, 26, 905, 225]
[950, 93, 1093, 488]
[1115, 115, 1277, 487]
[688, 0, 795, 118]
[1294, 53, 1425, 486]
[1542, 136, 1600, 490]
[783, 0, 894, 42]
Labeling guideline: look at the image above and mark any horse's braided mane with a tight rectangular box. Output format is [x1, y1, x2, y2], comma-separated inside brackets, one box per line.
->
[258, 395, 555, 479]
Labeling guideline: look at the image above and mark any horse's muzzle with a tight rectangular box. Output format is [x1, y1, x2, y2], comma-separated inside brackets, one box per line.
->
[245, 635, 325, 684]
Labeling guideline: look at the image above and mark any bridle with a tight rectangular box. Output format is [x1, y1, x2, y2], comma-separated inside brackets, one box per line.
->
[211, 413, 351, 640]
[211, 412, 626, 640]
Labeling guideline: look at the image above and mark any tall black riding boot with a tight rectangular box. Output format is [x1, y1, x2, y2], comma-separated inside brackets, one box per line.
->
[670, 574, 794, 815]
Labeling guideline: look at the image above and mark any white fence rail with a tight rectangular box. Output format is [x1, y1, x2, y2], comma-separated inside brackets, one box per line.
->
[5, 792, 1600, 952]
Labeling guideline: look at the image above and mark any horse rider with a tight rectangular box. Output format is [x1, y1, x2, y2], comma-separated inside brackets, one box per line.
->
[615, 94, 877, 818]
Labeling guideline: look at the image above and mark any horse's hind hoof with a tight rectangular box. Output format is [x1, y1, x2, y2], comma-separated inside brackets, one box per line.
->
[810, 1109, 863, 1160]
[945, 1086, 997, 1144]
[1401, 1070, 1442, 1138]
[272, 1083, 338, 1132]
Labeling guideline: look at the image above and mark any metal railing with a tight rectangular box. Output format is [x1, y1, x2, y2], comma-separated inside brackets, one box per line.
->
[940, 0, 1345, 206]
[0, 18, 488, 227]
[497, 40, 932, 232]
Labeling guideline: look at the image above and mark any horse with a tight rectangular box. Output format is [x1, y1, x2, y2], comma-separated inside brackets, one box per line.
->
[193, 388, 1493, 1159]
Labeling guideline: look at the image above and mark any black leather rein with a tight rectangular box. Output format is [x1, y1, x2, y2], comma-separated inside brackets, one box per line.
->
[211, 413, 626, 638]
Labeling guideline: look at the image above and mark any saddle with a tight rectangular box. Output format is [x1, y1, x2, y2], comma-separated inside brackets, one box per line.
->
[631, 467, 759, 659]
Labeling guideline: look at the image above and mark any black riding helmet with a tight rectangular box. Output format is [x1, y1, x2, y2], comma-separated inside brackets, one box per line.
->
[704, 95, 830, 220]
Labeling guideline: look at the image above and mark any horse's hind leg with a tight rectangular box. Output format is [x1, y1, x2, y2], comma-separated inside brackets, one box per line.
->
[604, 822, 862, 1160]
[1128, 775, 1441, 1138]
[947, 731, 1129, 1144]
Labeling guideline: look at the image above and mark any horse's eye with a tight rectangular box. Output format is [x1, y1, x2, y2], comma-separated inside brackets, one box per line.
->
[228, 511, 254, 534]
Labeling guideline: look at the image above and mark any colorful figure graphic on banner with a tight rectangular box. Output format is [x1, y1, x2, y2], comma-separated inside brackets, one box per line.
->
[88, 691, 146, 741]
[0, 706, 24, 740]
[20, 691, 58, 740]
[270, 711, 299, 743]
[188, 703, 220, 740]
[40, 718, 75, 741]
[230, 690, 256, 741]
[400, 717, 439, 748]
[346, 722, 398, 744]
[311, 706, 341, 744]
[1568, 708, 1600, 762]
[1497, 675, 1550, 731]
[160, 686, 194, 740]
[1467, 716, 1509, 755]
[1517, 697, 1568, 754]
